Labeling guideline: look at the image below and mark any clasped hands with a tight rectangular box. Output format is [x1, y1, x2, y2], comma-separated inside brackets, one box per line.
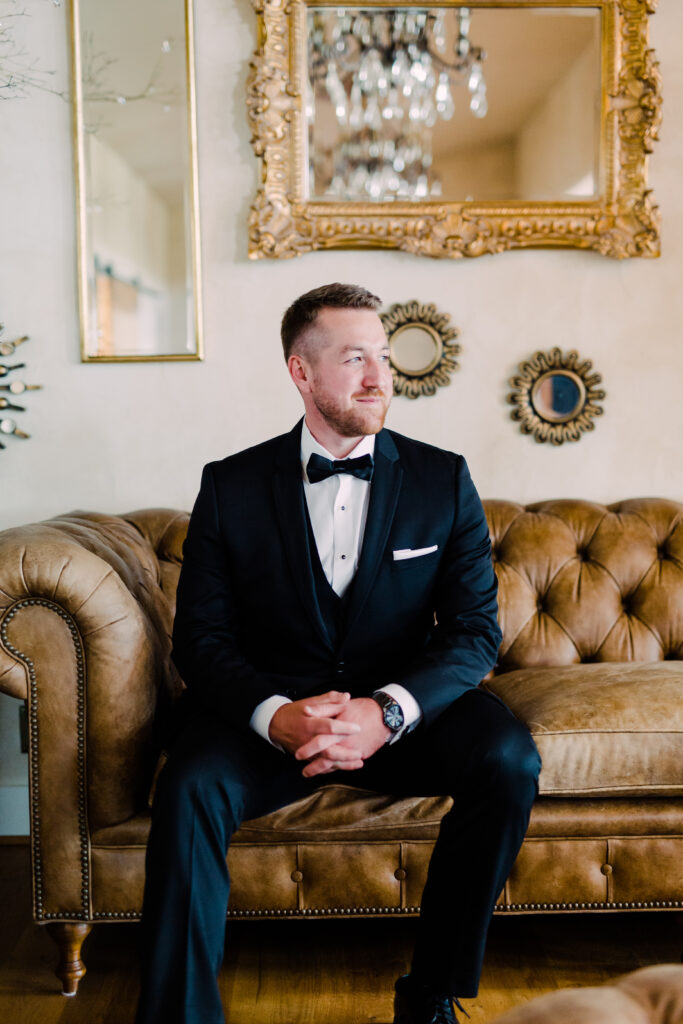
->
[269, 691, 390, 778]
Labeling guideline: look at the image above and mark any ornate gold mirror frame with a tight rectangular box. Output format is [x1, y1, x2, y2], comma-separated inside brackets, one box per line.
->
[247, 0, 660, 260]
[508, 347, 606, 444]
[380, 301, 460, 398]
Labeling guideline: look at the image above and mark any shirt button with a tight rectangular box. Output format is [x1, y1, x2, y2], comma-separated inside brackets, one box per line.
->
[340, 554, 347, 560]
[336, 661, 345, 674]
[340, 505, 346, 511]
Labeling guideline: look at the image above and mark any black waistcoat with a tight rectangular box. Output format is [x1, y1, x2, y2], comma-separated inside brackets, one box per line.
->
[305, 508, 353, 654]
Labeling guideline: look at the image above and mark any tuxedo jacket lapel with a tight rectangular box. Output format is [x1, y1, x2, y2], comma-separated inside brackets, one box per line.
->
[345, 429, 402, 635]
[272, 422, 334, 652]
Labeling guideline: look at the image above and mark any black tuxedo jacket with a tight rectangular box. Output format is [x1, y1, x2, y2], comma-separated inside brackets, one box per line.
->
[171, 420, 502, 733]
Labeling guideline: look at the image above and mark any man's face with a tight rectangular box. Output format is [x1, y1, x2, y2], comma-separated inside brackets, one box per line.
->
[303, 307, 393, 438]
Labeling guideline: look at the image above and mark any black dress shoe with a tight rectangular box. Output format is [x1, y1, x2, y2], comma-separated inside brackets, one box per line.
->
[394, 974, 467, 1024]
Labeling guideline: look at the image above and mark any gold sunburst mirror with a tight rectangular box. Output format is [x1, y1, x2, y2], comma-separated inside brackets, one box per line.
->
[508, 348, 605, 445]
[380, 301, 460, 399]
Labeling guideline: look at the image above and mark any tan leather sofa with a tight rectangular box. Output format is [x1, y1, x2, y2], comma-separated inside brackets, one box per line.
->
[0, 499, 681, 995]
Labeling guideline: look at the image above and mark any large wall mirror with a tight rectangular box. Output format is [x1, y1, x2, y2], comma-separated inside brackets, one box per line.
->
[247, 0, 661, 260]
[71, 0, 203, 361]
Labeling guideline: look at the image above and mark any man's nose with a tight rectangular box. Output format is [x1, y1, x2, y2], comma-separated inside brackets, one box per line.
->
[362, 358, 386, 388]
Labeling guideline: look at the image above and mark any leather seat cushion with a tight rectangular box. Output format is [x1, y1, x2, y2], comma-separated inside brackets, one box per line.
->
[90, 796, 683, 848]
[485, 662, 683, 796]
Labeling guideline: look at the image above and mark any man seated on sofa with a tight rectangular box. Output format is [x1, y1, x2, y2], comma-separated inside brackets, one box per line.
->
[135, 283, 541, 1024]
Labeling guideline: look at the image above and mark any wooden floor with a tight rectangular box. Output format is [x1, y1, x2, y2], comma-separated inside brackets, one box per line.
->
[0, 843, 680, 1024]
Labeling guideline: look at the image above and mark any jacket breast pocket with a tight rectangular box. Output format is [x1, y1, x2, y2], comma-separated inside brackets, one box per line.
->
[391, 548, 440, 572]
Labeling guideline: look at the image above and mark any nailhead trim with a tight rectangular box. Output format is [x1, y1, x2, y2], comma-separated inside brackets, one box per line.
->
[495, 900, 682, 912]
[56, 897, 683, 923]
[217, 899, 681, 919]
[225, 905, 422, 918]
[92, 912, 139, 920]
[1, 599, 90, 922]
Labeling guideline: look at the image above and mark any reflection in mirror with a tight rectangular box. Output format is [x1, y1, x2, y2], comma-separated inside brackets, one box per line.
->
[531, 371, 586, 423]
[72, 0, 203, 361]
[508, 348, 605, 445]
[390, 324, 442, 375]
[306, 6, 601, 202]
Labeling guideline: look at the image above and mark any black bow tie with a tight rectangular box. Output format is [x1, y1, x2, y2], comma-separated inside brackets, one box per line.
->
[306, 452, 374, 484]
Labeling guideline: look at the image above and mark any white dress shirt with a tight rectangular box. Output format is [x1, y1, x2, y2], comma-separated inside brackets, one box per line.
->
[250, 420, 422, 747]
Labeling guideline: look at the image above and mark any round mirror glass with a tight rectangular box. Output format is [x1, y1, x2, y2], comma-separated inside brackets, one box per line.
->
[390, 324, 443, 377]
[531, 370, 586, 423]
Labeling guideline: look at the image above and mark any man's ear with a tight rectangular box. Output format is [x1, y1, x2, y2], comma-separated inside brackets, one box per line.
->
[288, 353, 313, 394]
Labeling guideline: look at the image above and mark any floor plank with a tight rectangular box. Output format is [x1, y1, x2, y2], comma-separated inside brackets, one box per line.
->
[0, 845, 680, 1023]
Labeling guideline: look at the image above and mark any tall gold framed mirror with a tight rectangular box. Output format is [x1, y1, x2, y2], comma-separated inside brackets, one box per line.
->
[71, 0, 203, 361]
[247, 0, 661, 260]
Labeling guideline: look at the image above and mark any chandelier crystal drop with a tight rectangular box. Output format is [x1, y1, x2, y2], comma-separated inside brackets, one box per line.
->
[307, 7, 488, 201]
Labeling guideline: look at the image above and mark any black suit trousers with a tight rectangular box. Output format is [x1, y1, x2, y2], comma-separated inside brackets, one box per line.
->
[135, 689, 541, 1024]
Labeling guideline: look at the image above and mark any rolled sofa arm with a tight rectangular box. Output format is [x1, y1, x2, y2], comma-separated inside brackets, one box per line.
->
[0, 512, 176, 920]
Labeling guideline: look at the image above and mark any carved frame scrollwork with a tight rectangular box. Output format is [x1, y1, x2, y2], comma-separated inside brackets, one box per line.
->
[508, 348, 606, 445]
[247, 0, 661, 261]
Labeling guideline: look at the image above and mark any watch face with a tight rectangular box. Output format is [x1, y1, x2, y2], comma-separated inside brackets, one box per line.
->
[373, 692, 404, 732]
[384, 701, 404, 732]
[387, 708, 403, 733]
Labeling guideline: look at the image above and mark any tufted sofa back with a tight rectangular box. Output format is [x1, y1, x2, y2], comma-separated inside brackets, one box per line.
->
[126, 498, 683, 678]
[487, 499, 683, 672]
[123, 508, 190, 621]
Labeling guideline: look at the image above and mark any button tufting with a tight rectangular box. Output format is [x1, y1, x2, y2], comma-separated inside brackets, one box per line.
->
[601, 863, 613, 875]
[394, 868, 406, 881]
[291, 870, 303, 883]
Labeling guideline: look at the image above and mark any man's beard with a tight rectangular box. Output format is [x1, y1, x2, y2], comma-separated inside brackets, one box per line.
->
[312, 388, 390, 437]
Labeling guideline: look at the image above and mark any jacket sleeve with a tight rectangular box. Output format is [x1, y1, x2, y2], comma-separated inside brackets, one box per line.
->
[171, 462, 280, 728]
[395, 456, 502, 728]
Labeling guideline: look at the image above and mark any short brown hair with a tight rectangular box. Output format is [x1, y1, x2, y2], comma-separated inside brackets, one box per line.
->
[280, 283, 382, 360]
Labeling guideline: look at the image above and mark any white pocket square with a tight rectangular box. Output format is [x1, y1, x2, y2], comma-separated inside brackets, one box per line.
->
[393, 545, 438, 561]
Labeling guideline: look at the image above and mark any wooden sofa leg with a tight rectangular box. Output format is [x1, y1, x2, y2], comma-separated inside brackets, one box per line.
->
[46, 922, 93, 996]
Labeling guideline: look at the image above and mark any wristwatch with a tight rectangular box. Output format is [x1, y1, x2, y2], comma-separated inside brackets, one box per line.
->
[371, 690, 405, 737]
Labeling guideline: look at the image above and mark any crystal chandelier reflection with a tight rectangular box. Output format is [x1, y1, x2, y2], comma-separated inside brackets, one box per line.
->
[307, 7, 488, 200]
